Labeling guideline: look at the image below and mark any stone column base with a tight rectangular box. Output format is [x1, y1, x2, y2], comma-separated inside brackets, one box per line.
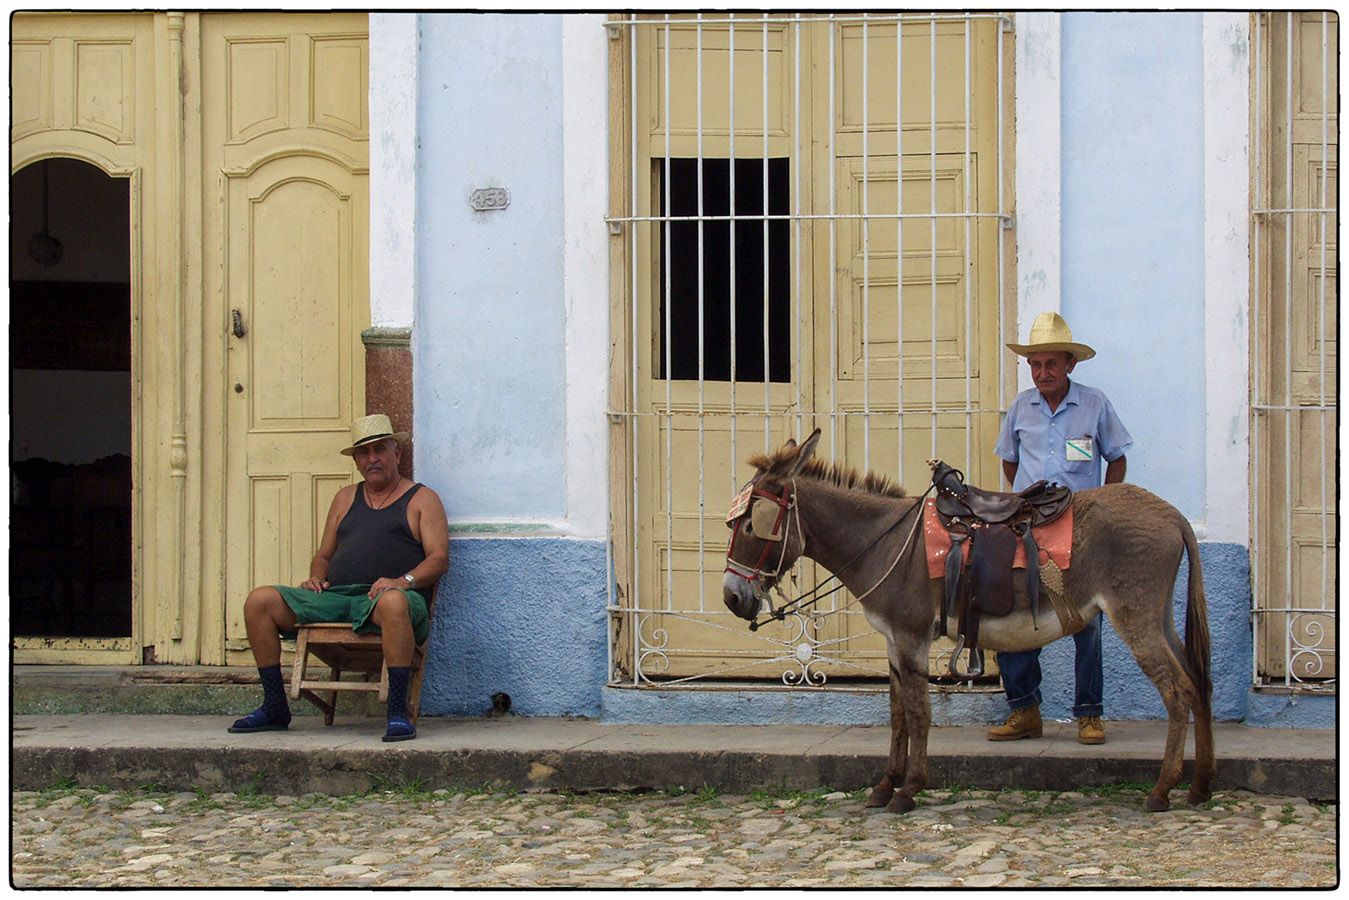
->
[362, 327, 414, 479]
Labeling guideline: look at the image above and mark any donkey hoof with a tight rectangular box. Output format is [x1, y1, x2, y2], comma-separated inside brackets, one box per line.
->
[1144, 793, 1171, 813]
[863, 785, 895, 809]
[885, 793, 917, 815]
[1186, 786, 1212, 806]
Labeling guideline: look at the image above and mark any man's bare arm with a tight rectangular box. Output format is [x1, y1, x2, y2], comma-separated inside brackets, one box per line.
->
[1002, 459, 1018, 488]
[407, 488, 450, 587]
[1105, 455, 1127, 484]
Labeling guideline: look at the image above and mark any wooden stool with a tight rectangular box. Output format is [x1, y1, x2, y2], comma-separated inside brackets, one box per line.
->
[288, 588, 435, 725]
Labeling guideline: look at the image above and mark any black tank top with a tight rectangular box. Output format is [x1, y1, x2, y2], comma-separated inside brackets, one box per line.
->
[326, 482, 426, 586]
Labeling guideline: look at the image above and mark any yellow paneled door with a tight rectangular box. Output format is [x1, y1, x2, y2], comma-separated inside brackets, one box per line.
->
[820, 18, 1010, 676]
[626, 17, 816, 681]
[1253, 12, 1337, 681]
[198, 14, 370, 660]
[617, 15, 1011, 681]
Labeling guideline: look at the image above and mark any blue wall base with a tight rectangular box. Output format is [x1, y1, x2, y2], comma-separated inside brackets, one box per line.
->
[602, 685, 1010, 727]
[420, 538, 608, 718]
[1035, 542, 1252, 722]
[1244, 690, 1336, 728]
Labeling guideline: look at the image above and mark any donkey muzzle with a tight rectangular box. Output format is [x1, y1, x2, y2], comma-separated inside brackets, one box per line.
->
[722, 571, 770, 621]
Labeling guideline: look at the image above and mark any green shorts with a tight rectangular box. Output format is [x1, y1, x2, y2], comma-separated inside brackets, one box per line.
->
[273, 583, 431, 644]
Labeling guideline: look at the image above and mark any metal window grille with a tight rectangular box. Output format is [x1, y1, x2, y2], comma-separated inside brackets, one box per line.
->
[1250, 12, 1338, 691]
[606, 13, 1013, 688]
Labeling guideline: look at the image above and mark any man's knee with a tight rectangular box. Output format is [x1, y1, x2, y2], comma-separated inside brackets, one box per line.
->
[244, 587, 279, 617]
[373, 588, 411, 623]
[245, 587, 294, 626]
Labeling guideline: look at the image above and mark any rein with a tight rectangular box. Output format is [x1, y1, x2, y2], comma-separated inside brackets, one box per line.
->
[745, 481, 936, 632]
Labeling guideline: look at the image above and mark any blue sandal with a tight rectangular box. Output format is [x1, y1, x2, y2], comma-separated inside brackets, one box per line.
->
[382, 716, 417, 742]
[228, 707, 290, 733]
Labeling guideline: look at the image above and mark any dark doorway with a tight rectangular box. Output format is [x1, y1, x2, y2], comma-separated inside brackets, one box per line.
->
[10, 158, 132, 638]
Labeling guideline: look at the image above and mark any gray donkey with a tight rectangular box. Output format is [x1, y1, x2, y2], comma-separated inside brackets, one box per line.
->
[723, 429, 1214, 814]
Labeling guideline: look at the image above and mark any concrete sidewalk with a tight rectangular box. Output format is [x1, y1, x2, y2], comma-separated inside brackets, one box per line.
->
[12, 714, 1335, 801]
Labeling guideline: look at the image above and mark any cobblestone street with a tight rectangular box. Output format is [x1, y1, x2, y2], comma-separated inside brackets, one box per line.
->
[12, 784, 1336, 888]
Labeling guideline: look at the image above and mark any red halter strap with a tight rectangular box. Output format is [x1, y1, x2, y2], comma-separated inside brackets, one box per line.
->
[724, 481, 794, 582]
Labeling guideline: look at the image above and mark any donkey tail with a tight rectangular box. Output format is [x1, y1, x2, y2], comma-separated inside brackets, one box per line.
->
[1180, 518, 1213, 719]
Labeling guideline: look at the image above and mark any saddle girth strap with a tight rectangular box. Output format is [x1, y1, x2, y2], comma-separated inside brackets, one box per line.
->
[941, 530, 968, 639]
[1021, 526, 1041, 629]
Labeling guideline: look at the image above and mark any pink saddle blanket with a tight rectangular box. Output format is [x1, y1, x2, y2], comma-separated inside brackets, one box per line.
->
[923, 497, 1073, 580]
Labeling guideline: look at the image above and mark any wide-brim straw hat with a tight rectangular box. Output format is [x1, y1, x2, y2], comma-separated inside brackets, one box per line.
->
[1006, 311, 1096, 362]
[341, 414, 410, 456]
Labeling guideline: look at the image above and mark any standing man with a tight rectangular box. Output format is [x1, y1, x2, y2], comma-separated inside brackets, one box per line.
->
[987, 312, 1132, 745]
[228, 414, 449, 742]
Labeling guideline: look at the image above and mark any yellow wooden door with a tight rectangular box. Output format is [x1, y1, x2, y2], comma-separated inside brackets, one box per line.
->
[198, 14, 370, 656]
[1253, 12, 1337, 681]
[619, 15, 1009, 682]
[818, 17, 1009, 675]
[629, 17, 815, 679]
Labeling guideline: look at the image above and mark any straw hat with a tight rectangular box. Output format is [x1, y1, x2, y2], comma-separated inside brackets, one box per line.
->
[340, 414, 410, 456]
[1006, 311, 1096, 362]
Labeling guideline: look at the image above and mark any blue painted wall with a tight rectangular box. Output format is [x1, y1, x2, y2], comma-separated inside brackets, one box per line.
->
[1060, 13, 1207, 521]
[414, 15, 567, 520]
[421, 538, 609, 717]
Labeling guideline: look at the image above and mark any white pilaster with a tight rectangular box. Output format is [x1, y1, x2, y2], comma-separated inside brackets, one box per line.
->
[369, 13, 419, 330]
[1014, 12, 1062, 395]
[1202, 12, 1251, 544]
[561, 14, 611, 539]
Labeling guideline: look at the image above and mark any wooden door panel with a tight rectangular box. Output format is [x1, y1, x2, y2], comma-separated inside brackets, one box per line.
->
[203, 13, 369, 651]
[1254, 12, 1337, 681]
[622, 15, 1007, 683]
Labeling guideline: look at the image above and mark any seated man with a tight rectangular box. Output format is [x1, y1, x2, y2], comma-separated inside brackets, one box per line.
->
[228, 413, 449, 742]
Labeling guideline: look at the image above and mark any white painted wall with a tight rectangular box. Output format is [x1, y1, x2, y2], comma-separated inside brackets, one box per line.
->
[561, 15, 611, 539]
[1014, 12, 1062, 399]
[413, 14, 570, 523]
[1201, 12, 1250, 544]
[369, 13, 419, 330]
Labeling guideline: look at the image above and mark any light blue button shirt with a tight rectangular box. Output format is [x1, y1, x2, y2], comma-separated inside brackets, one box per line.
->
[995, 379, 1133, 492]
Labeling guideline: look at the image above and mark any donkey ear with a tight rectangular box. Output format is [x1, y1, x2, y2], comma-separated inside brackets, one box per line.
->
[787, 428, 823, 475]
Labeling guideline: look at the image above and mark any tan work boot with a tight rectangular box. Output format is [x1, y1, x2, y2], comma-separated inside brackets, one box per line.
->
[986, 706, 1043, 741]
[1077, 716, 1106, 745]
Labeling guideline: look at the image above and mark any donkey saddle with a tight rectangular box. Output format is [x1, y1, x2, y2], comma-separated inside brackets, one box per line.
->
[928, 460, 1073, 678]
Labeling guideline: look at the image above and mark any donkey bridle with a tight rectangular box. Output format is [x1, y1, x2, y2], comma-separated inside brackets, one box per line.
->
[726, 479, 936, 631]
[723, 479, 797, 586]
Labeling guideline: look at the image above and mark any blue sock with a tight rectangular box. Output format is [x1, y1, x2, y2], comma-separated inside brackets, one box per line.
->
[387, 666, 411, 721]
[259, 664, 291, 721]
[229, 664, 291, 732]
[383, 667, 415, 741]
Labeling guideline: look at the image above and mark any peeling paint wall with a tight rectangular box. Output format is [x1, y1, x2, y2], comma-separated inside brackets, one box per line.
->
[414, 14, 568, 521]
[1060, 13, 1207, 522]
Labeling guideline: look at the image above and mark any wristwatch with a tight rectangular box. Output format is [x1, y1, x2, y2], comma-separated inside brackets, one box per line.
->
[402, 573, 415, 587]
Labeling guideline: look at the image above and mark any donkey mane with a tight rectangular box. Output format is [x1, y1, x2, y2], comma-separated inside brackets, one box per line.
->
[748, 451, 907, 499]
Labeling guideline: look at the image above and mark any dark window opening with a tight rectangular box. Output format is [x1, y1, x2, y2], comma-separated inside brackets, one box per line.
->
[658, 157, 791, 382]
[10, 158, 132, 639]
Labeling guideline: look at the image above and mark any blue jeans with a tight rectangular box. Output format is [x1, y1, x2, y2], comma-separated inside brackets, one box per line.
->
[997, 614, 1103, 718]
